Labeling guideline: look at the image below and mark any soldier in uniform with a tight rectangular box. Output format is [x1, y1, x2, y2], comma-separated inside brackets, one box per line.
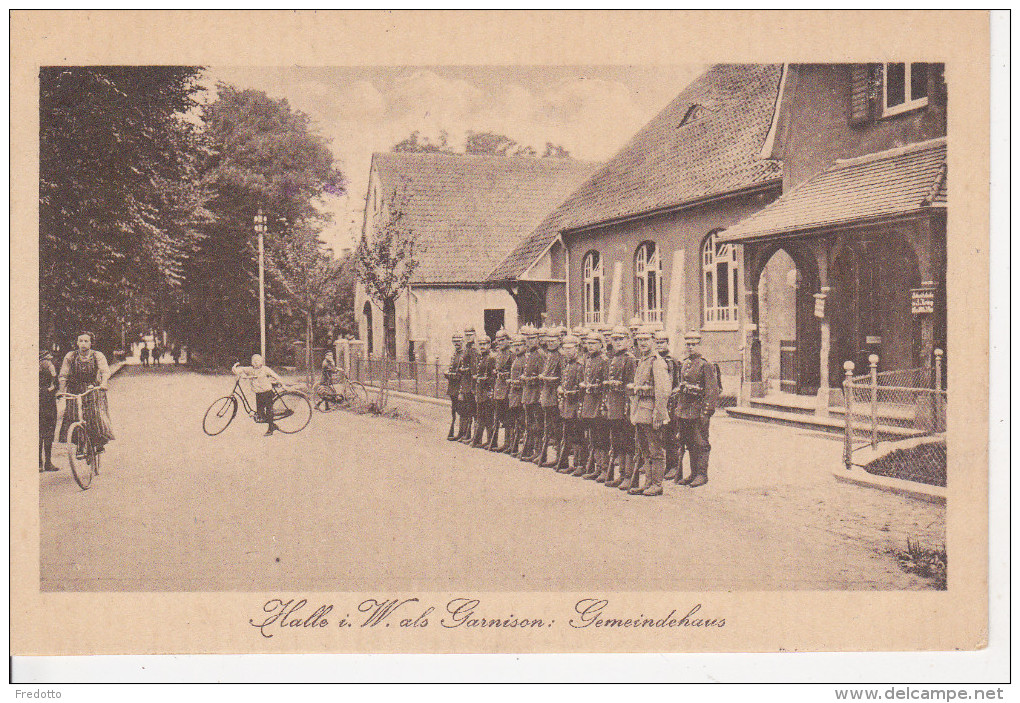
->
[673, 330, 720, 487]
[517, 324, 545, 459]
[471, 334, 496, 448]
[487, 329, 513, 451]
[629, 327, 671, 496]
[577, 329, 609, 479]
[532, 326, 563, 465]
[654, 329, 680, 478]
[456, 326, 478, 443]
[502, 333, 527, 453]
[444, 332, 464, 440]
[627, 316, 643, 339]
[551, 334, 583, 471]
[604, 326, 637, 488]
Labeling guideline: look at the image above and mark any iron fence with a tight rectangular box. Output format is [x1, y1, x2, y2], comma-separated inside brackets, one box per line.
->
[842, 350, 947, 488]
[349, 357, 449, 401]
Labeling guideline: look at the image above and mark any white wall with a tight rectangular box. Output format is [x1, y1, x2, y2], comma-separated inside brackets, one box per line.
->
[355, 283, 518, 366]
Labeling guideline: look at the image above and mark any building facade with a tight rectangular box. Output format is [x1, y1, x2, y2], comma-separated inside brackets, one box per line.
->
[356, 152, 595, 365]
[720, 63, 947, 410]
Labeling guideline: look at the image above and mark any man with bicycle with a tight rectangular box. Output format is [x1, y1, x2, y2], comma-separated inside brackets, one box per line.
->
[233, 354, 286, 436]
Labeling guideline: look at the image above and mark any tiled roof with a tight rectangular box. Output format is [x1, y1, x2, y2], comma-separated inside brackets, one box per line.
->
[719, 138, 947, 242]
[487, 197, 577, 282]
[557, 64, 784, 233]
[370, 152, 596, 284]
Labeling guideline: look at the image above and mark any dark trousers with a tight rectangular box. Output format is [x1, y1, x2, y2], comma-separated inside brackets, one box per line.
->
[474, 399, 493, 442]
[635, 423, 667, 487]
[256, 390, 276, 431]
[524, 403, 542, 447]
[662, 421, 678, 473]
[676, 416, 711, 473]
[541, 406, 560, 443]
[608, 418, 634, 455]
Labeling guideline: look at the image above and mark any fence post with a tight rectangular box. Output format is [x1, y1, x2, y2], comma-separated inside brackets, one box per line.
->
[843, 361, 854, 470]
[869, 353, 879, 450]
[414, 360, 419, 395]
[738, 347, 744, 406]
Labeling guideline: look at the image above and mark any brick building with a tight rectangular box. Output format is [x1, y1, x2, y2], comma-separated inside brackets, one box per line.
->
[493, 64, 785, 393]
[720, 63, 947, 414]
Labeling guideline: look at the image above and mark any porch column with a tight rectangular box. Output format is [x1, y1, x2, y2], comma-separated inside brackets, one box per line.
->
[812, 240, 832, 416]
[606, 260, 624, 327]
[912, 217, 938, 368]
[739, 244, 761, 403]
[665, 248, 687, 353]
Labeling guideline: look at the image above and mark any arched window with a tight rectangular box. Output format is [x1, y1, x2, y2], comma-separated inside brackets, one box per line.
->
[582, 250, 604, 325]
[703, 230, 739, 328]
[634, 241, 662, 324]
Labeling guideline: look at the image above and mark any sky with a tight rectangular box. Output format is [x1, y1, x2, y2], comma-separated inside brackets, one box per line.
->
[203, 65, 705, 253]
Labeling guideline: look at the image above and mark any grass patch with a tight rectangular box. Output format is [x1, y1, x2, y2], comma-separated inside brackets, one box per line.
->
[864, 440, 946, 487]
[890, 539, 947, 590]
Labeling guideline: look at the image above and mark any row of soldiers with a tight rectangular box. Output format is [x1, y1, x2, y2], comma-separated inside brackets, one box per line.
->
[443, 320, 720, 497]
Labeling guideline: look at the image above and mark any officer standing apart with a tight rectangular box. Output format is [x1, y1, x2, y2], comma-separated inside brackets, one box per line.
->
[604, 326, 637, 488]
[456, 326, 478, 443]
[673, 330, 720, 488]
[654, 329, 680, 479]
[488, 329, 513, 451]
[444, 332, 464, 441]
[629, 327, 671, 496]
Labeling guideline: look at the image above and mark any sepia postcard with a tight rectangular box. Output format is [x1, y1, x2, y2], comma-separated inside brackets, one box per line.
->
[10, 10, 992, 660]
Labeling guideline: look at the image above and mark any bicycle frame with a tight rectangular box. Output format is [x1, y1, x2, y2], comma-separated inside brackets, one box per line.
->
[230, 378, 288, 419]
[57, 386, 104, 431]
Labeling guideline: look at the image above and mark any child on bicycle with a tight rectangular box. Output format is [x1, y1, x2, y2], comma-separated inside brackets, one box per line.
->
[232, 355, 285, 436]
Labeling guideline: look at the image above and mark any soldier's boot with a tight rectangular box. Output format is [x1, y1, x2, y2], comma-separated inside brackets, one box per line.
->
[621, 456, 641, 492]
[675, 447, 694, 485]
[502, 423, 520, 454]
[447, 415, 458, 441]
[470, 418, 484, 447]
[605, 453, 625, 487]
[514, 432, 529, 459]
[627, 458, 647, 494]
[596, 450, 614, 484]
[458, 417, 474, 443]
[546, 436, 565, 469]
[664, 442, 678, 480]
[642, 457, 665, 497]
[530, 428, 549, 465]
[571, 446, 590, 477]
[485, 420, 500, 451]
[688, 450, 710, 488]
[555, 439, 573, 472]
[582, 448, 602, 480]
[495, 423, 511, 453]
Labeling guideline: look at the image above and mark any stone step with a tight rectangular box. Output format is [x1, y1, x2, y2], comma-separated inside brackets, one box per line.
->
[748, 397, 819, 416]
[724, 405, 924, 441]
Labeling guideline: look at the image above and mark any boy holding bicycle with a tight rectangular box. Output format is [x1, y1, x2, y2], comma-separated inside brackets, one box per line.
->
[232, 355, 286, 436]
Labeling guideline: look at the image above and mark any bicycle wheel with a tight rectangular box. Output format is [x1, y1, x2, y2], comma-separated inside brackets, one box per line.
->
[344, 380, 367, 405]
[312, 383, 339, 413]
[203, 395, 238, 436]
[272, 391, 312, 433]
[67, 422, 94, 490]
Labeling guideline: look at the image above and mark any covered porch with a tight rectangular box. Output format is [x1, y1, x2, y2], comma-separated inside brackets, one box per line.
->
[719, 138, 947, 425]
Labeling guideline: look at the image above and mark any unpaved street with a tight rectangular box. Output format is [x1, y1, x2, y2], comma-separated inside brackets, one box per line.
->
[39, 366, 945, 591]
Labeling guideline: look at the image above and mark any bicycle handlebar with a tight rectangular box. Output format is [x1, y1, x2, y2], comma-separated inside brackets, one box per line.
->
[57, 386, 104, 400]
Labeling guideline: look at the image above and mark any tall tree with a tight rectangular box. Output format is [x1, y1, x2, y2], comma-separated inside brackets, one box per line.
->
[391, 130, 454, 154]
[355, 180, 419, 360]
[391, 129, 570, 159]
[39, 66, 206, 355]
[184, 84, 345, 365]
[264, 228, 348, 386]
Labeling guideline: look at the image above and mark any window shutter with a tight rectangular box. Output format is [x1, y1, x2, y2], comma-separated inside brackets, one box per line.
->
[849, 63, 882, 126]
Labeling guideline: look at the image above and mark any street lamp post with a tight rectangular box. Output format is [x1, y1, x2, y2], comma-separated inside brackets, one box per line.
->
[254, 209, 268, 359]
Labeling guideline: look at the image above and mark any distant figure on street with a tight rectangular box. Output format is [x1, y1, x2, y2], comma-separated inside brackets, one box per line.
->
[39, 350, 59, 472]
[233, 355, 285, 436]
[171, 344, 181, 365]
[152, 344, 162, 366]
[140, 345, 149, 367]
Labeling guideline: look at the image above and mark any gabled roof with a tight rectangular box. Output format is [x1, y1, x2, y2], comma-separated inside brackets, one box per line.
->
[557, 64, 784, 233]
[369, 152, 596, 285]
[718, 137, 947, 243]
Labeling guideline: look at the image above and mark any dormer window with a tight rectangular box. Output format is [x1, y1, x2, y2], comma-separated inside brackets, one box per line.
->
[677, 104, 707, 128]
[883, 63, 929, 116]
